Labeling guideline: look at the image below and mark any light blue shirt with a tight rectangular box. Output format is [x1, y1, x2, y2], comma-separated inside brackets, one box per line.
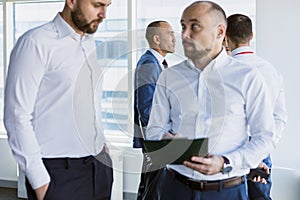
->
[146, 49, 276, 181]
[232, 46, 287, 143]
[4, 13, 105, 189]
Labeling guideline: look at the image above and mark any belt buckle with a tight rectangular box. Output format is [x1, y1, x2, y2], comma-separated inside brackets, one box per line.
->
[187, 178, 207, 191]
[200, 181, 204, 190]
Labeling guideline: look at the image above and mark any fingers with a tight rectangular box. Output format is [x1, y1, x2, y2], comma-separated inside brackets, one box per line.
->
[162, 132, 175, 139]
[183, 160, 211, 175]
[262, 165, 270, 174]
[258, 162, 270, 174]
[35, 183, 50, 200]
[183, 155, 223, 175]
[190, 156, 208, 164]
[184, 156, 209, 174]
[174, 133, 182, 137]
[252, 176, 267, 184]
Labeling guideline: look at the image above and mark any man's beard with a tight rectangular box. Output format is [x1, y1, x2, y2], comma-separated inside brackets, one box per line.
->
[71, 6, 103, 34]
[182, 40, 210, 59]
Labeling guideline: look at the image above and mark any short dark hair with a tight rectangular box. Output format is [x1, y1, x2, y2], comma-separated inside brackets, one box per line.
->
[226, 14, 252, 44]
[145, 21, 168, 44]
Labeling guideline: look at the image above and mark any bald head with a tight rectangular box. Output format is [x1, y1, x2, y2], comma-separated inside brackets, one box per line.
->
[184, 1, 227, 27]
[180, 1, 227, 69]
[145, 20, 176, 56]
[146, 21, 168, 45]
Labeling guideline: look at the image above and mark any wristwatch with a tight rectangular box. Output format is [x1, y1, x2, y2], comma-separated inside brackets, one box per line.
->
[221, 156, 232, 174]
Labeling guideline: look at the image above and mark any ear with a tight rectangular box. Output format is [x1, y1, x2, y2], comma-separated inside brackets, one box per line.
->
[250, 32, 254, 41]
[225, 35, 229, 41]
[217, 24, 226, 39]
[226, 35, 233, 50]
[152, 34, 160, 45]
[66, 0, 77, 10]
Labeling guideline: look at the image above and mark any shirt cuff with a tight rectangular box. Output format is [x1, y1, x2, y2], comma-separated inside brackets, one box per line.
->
[26, 159, 50, 189]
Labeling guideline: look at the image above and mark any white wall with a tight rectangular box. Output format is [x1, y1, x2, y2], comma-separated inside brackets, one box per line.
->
[257, 0, 300, 170]
[256, 0, 300, 199]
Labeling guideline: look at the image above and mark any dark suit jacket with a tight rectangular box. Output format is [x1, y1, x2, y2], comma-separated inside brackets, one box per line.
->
[133, 50, 163, 148]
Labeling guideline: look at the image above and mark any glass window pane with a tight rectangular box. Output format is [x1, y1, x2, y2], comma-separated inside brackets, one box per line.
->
[0, 1, 64, 134]
[14, 2, 64, 41]
[2, 0, 255, 147]
[95, 0, 129, 146]
[137, 0, 256, 64]
[6, 1, 130, 146]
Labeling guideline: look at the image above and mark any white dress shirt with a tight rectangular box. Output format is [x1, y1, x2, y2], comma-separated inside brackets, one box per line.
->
[148, 48, 166, 70]
[231, 46, 287, 142]
[4, 13, 105, 189]
[146, 48, 276, 181]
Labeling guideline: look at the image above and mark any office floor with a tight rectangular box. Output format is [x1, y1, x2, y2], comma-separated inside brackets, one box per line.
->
[0, 187, 136, 200]
[0, 187, 23, 200]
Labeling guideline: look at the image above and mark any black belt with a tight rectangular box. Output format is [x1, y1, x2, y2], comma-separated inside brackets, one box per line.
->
[42, 148, 108, 198]
[168, 168, 244, 191]
[42, 148, 106, 169]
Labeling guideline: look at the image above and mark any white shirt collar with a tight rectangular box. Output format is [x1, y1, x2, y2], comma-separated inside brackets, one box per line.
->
[54, 13, 93, 40]
[186, 48, 229, 73]
[231, 46, 254, 57]
[148, 48, 166, 70]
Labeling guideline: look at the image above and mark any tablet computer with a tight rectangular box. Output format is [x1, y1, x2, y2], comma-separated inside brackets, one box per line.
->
[143, 137, 208, 165]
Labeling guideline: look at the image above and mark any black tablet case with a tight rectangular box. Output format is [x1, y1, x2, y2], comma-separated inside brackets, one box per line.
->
[143, 137, 208, 165]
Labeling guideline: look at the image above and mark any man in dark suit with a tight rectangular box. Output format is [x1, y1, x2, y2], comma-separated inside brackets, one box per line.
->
[133, 20, 176, 199]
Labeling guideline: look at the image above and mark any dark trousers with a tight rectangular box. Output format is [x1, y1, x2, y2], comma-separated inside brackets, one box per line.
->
[157, 169, 248, 200]
[247, 156, 272, 200]
[247, 179, 272, 200]
[136, 148, 164, 200]
[26, 149, 113, 200]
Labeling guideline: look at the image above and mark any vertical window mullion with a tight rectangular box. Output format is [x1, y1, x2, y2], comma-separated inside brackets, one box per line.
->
[127, 0, 137, 139]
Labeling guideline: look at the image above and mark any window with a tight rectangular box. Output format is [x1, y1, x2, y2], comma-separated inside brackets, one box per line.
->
[0, 0, 256, 148]
[13, 2, 63, 39]
[137, 0, 256, 64]
[93, 0, 130, 146]
[0, 1, 65, 135]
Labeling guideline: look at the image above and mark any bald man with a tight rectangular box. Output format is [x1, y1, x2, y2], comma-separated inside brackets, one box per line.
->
[146, 1, 276, 199]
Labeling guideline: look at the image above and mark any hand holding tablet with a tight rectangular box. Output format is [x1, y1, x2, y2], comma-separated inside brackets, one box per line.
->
[143, 138, 208, 165]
